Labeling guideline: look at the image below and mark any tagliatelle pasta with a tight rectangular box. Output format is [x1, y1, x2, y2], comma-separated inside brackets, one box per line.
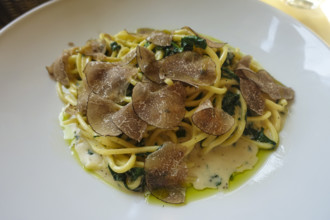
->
[47, 27, 294, 204]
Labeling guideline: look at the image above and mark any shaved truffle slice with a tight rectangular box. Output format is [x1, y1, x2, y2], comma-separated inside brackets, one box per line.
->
[236, 60, 294, 100]
[136, 46, 162, 83]
[84, 61, 137, 103]
[182, 26, 226, 48]
[147, 31, 172, 47]
[145, 142, 188, 204]
[112, 102, 147, 141]
[137, 47, 216, 86]
[192, 100, 234, 135]
[46, 51, 70, 86]
[159, 51, 216, 86]
[240, 78, 265, 115]
[250, 70, 295, 100]
[234, 56, 254, 79]
[81, 39, 106, 57]
[132, 81, 186, 129]
[87, 93, 122, 136]
[238, 55, 253, 69]
[76, 80, 90, 115]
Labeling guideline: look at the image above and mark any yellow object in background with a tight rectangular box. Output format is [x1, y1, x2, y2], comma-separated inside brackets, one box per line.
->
[261, 0, 330, 46]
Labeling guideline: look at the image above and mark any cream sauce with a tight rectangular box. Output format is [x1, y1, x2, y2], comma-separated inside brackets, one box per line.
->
[75, 139, 106, 170]
[69, 122, 258, 193]
[74, 138, 129, 191]
[187, 139, 258, 190]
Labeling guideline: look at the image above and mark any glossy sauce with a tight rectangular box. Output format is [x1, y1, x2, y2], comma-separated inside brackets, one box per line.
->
[71, 129, 271, 205]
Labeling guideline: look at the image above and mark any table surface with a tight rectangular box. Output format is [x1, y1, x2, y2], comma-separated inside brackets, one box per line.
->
[0, 0, 329, 46]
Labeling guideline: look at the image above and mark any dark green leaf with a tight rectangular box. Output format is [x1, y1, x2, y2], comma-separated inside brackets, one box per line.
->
[209, 174, 222, 187]
[222, 91, 240, 115]
[243, 124, 276, 146]
[108, 166, 145, 192]
[110, 41, 121, 52]
[144, 41, 151, 48]
[221, 67, 239, 81]
[108, 165, 126, 182]
[181, 35, 207, 51]
[223, 52, 235, 66]
[87, 149, 94, 155]
[152, 41, 184, 57]
[127, 167, 145, 182]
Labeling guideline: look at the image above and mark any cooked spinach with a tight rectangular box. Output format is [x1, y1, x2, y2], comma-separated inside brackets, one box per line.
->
[128, 167, 145, 182]
[222, 91, 240, 115]
[108, 166, 126, 182]
[144, 41, 151, 48]
[110, 41, 121, 52]
[223, 52, 235, 66]
[165, 41, 184, 56]
[181, 35, 207, 51]
[221, 67, 239, 81]
[150, 35, 206, 58]
[152, 41, 183, 57]
[108, 166, 145, 192]
[244, 124, 276, 146]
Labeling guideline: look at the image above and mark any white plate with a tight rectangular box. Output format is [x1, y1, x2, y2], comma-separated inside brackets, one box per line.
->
[1, 0, 329, 219]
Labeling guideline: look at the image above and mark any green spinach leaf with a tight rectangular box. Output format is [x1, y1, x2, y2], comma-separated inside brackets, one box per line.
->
[181, 35, 207, 51]
[222, 91, 240, 115]
[110, 41, 121, 52]
[243, 124, 276, 146]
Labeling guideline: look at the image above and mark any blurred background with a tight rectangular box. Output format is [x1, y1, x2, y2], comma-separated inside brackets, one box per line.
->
[0, 0, 329, 46]
[0, 0, 49, 28]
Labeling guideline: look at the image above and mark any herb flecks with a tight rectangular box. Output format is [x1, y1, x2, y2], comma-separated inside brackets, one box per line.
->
[87, 149, 94, 155]
[209, 174, 222, 187]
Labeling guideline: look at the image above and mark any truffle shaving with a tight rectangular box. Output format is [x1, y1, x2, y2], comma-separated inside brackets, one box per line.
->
[77, 80, 90, 115]
[240, 78, 264, 115]
[112, 102, 147, 142]
[235, 57, 294, 100]
[132, 81, 186, 129]
[159, 51, 216, 86]
[192, 100, 234, 135]
[84, 61, 137, 103]
[147, 31, 172, 47]
[46, 51, 71, 86]
[136, 46, 162, 83]
[145, 142, 188, 204]
[81, 39, 106, 57]
[86, 93, 122, 136]
[250, 70, 295, 100]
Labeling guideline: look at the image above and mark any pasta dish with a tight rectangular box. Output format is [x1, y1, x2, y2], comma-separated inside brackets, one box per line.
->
[46, 27, 294, 204]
